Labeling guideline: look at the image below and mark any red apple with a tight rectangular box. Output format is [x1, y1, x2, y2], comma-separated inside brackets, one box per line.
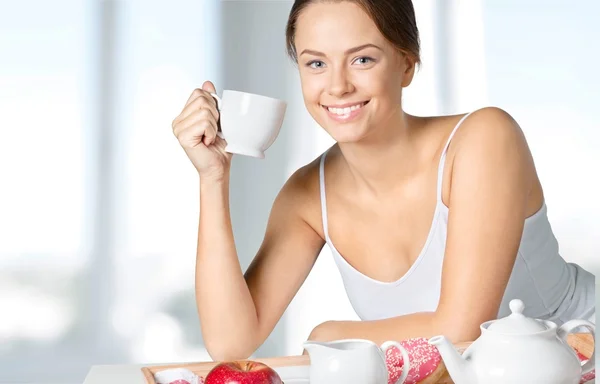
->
[204, 360, 283, 384]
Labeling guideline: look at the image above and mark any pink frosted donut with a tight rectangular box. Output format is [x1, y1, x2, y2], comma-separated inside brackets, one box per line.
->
[581, 371, 595, 384]
[576, 350, 595, 384]
[385, 337, 444, 384]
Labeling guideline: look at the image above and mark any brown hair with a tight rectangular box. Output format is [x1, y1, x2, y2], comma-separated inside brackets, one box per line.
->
[285, 0, 421, 65]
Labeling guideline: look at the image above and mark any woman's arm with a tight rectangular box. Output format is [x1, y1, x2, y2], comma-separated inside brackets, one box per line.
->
[196, 163, 325, 361]
[307, 107, 537, 344]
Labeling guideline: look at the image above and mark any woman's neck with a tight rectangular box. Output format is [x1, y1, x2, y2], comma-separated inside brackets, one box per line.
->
[336, 110, 431, 198]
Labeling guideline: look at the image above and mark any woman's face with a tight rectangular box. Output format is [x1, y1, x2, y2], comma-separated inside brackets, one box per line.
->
[294, 1, 415, 143]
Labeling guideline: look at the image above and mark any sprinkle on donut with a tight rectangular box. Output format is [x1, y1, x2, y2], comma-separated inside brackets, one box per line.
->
[385, 337, 442, 384]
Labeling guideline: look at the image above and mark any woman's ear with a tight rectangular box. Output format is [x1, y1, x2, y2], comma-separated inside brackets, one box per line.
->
[400, 53, 417, 87]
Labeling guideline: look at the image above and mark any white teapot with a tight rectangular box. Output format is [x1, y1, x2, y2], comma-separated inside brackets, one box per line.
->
[429, 299, 595, 384]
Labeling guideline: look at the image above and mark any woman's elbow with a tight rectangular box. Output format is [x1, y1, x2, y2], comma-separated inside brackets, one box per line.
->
[205, 340, 255, 362]
[448, 327, 482, 344]
[433, 313, 482, 344]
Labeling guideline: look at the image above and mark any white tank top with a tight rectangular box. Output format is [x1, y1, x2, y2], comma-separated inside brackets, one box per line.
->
[319, 112, 596, 325]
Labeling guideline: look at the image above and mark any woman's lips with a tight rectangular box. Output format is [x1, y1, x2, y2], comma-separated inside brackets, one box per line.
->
[322, 100, 369, 123]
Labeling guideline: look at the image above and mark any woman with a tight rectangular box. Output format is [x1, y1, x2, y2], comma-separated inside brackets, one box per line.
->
[171, 0, 595, 361]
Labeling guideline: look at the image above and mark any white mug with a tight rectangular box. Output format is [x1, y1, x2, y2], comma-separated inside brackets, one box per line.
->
[210, 90, 287, 159]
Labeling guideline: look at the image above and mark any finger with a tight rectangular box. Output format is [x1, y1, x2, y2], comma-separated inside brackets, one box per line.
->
[184, 81, 217, 110]
[178, 129, 205, 150]
[180, 95, 219, 122]
[177, 120, 216, 149]
[184, 88, 204, 107]
[174, 109, 218, 138]
[185, 81, 216, 107]
[214, 136, 232, 159]
[172, 96, 218, 130]
[173, 90, 203, 129]
[202, 80, 217, 94]
[213, 134, 229, 151]
[203, 126, 217, 146]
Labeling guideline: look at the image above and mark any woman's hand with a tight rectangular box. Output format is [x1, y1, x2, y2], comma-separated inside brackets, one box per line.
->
[302, 320, 338, 355]
[308, 320, 340, 342]
[172, 81, 232, 182]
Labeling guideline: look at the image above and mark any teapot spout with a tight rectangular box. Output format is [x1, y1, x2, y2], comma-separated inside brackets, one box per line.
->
[429, 336, 472, 384]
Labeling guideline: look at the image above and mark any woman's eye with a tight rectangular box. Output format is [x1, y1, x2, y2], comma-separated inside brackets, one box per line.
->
[307, 60, 325, 69]
[354, 56, 375, 65]
[305, 57, 374, 69]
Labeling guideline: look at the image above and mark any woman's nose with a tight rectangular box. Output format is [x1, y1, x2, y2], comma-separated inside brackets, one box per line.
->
[327, 68, 354, 97]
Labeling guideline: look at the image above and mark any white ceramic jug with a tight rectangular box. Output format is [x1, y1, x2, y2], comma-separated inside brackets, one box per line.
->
[303, 339, 411, 384]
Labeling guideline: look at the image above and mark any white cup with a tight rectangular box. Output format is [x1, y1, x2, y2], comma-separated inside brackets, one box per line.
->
[210, 90, 287, 159]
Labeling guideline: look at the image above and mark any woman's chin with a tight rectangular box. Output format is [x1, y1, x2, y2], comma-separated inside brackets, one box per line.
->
[325, 124, 372, 144]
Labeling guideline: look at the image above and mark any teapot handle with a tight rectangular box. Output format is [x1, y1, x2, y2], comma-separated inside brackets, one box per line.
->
[557, 319, 595, 375]
[381, 341, 411, 384]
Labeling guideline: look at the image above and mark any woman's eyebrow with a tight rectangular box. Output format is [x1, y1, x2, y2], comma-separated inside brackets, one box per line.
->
[300, 43, 382, 57]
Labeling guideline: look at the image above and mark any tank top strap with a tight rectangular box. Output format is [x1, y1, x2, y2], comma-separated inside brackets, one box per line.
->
[436, 111, 475, 201]
[319, 148, 331, 240]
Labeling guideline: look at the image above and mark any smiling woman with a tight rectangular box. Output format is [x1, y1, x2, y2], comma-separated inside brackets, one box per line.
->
[286, 0, 420, 143]
[172, 0, 597, 363]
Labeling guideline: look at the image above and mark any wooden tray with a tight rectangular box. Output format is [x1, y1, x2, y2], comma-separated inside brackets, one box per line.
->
[142, 355, 310, 383]
[141, 333, 594, 384]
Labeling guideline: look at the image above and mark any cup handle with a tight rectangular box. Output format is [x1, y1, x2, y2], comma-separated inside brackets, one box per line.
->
[380, 341, 410, 384]
[557, 319, 595, 374]
[209, 92, 225, 139]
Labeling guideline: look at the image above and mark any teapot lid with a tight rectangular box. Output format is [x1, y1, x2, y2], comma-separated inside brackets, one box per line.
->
[487, 299, 548, 334]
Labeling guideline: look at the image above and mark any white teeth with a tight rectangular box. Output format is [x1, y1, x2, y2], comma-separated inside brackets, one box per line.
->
[326, 102, 365, 116]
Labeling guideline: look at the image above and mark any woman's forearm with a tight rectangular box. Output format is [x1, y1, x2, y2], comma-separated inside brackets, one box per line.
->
[308, 311, 478, 346]
[195, 174, 259, 360]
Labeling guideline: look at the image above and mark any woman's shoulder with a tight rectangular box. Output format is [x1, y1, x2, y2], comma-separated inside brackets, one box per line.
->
[273, 148, 334, 234]
[435, 107, 542, 210]
[283, 144, 341, 192]
[444, 106, 524, 149]
[284, 150, 326, 192]
[423, 106, 528, 166]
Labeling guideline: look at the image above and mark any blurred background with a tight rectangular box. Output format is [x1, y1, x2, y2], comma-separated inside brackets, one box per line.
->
[0, 0, 598, 383]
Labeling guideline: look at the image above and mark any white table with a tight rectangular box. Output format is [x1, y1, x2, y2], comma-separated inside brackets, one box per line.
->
[83, 355, 596, 384]
[84, 363, 167, 384]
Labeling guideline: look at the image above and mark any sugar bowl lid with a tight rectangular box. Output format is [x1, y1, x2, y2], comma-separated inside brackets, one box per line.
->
[487, 299, 549, 334]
